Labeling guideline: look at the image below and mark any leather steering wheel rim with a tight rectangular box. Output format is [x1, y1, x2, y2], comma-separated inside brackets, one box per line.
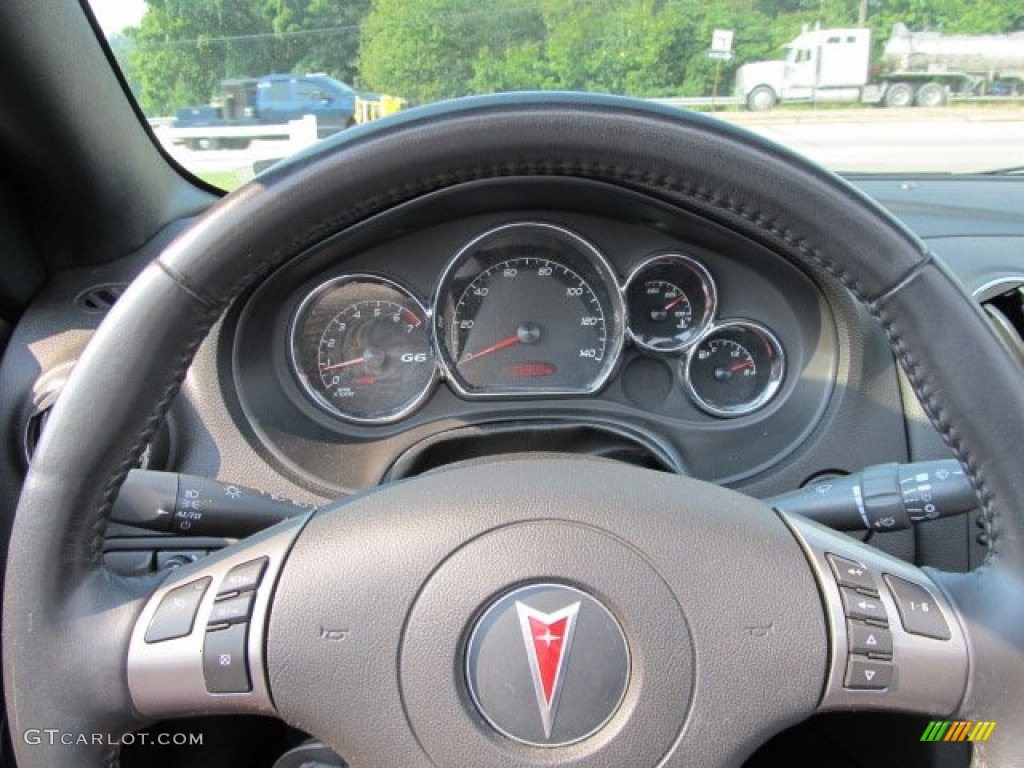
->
[5, 93, 1023, 766]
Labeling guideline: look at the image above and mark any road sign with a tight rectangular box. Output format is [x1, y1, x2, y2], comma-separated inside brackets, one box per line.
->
[711, 29, 734, 55]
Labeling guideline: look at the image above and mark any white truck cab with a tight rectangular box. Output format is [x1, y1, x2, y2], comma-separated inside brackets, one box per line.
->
[737, 23, 1023, 110]
[736, 28, 872, 111]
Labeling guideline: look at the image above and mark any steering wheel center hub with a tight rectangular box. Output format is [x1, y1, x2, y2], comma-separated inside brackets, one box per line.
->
[465, 583, 629, 747]
[398, 519, 693, 767]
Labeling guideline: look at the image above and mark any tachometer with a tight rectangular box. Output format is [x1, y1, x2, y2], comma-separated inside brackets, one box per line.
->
[289, 275, 437, 423]
[435, 223, 625, 396]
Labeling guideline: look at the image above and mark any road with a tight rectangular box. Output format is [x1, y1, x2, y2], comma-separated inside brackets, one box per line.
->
[159, 107, 1024, 187]
[714, 108, 1024, 174]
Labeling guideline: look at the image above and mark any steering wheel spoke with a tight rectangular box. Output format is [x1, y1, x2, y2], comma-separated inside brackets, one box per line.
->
[781, 512, 968, 716]
[127, 513, 308, 719]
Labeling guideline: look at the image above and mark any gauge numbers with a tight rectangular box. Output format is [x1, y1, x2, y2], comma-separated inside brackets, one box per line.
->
[451, 258, 608, 391]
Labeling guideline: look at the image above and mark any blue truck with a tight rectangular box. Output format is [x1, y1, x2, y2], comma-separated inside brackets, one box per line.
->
[172, 73, 357, 149]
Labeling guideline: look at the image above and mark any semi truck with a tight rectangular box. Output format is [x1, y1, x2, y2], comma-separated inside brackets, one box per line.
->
[172, 73, 357, 149]
[735, 23, 1024, 111]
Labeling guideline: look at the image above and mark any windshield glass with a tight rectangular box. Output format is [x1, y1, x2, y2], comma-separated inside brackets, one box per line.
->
[88, 0, 1024, 190]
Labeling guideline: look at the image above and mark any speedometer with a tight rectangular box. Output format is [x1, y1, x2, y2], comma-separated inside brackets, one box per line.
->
[435, 223, 625, 396]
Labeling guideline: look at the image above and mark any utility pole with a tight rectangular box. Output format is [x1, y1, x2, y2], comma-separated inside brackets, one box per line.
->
[708, 28, 734, 111]
[858, 0, 868, 26]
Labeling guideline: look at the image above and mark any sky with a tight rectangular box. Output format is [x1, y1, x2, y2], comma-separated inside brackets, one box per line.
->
[87, 0, 147, 35]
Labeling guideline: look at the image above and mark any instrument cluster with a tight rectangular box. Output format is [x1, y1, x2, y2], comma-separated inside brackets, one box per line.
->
[289, 221, 785, 424]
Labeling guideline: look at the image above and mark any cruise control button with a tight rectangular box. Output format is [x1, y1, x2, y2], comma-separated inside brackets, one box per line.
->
[145, 577, 211, 643]
[208, 592, 255, 626]
[883, 574, 951, 640]
[203, 623, 251, 693]
[218, 557, 268, 597]
[826, 553, 877, 594]
[839, 586, 888, 625]
[845, 657, 893, 690]
[848, 621, 893, 657]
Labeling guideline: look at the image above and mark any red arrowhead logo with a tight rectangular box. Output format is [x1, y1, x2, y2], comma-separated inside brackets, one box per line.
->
[516, 601, 581, 738]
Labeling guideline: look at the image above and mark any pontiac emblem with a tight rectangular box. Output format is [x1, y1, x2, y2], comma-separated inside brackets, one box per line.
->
[465, 583, 629, 747]
[516, 601, 580, 737]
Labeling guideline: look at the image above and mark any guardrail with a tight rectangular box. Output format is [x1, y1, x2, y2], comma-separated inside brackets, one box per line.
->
[950, 94, 1024, 103]
[649, 96, 742, 108]
[654, 94, 1024, 108]
[156, 114, 319, 149]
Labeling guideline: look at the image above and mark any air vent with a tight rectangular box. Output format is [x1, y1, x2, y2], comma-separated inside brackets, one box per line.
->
[22, 391, 59, 466]
[75, 283, 126, 312]
[976, 279, 1024, 366]
[23, 374, 173, 470]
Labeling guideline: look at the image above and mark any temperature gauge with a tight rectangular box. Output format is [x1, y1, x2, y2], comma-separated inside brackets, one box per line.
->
[289, 275, 437, 424]
[625, 253, 716, 353]
[684, 321, 784, 417]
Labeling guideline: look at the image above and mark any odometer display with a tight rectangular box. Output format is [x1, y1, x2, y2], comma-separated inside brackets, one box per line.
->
[436, 223, 624, 396]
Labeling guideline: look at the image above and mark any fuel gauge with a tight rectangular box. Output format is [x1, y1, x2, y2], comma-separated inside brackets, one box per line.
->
[684, 321, 784, 417]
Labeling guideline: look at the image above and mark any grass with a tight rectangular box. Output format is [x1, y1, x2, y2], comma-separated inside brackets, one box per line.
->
[195, 170, 245, 192]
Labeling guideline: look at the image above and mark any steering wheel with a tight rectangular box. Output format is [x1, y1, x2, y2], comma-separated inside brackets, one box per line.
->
[5, 94, 1023, 767]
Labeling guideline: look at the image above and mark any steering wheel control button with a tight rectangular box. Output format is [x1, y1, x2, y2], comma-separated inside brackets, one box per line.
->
[844, 657, 894, 690]
[883, 574, 952, 640]
[144, 576, 211, 643]
[847, 621, 893, 658]
[465, 583, 629, 748]
[826, 554, 878, 594]
[208, 592, 256, 627]
[839, 586, 888, 626]
[218, 557, 268, 597]
[203, 623, 252, 693]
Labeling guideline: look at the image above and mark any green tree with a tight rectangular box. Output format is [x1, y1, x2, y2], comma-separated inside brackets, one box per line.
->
[126, 0, 1024, 115]
[363, 0, 741, 100]
[127, 0, 369, 116]
[539, 0, 684, 95]
[360, 0, 544, 102]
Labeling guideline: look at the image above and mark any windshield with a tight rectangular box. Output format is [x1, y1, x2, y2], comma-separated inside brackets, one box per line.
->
[89, 0, 1024, 190]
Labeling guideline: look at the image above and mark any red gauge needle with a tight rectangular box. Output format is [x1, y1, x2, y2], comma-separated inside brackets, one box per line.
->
[461, 334, 521, 363]
[729, 360, 755, 372]
[320, 356, 365, 372]
[664, 295, 687, 310]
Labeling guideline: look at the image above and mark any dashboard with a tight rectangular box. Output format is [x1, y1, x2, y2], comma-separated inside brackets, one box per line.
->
[228, 179, 838, 495]
[2, 174, 1022, 581]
